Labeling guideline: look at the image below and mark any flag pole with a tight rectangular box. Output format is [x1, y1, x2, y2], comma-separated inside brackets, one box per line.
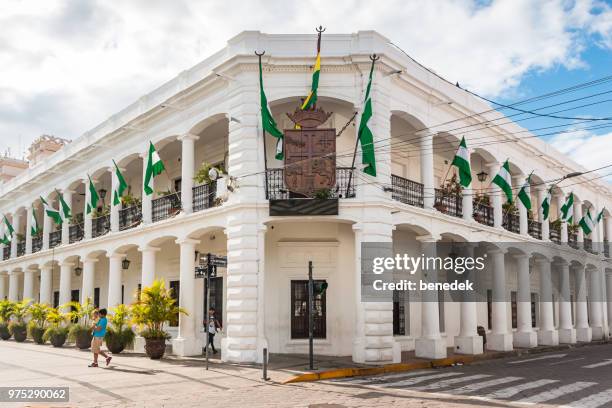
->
[256, 50, 270, 199]
[346, 54, 379, 198]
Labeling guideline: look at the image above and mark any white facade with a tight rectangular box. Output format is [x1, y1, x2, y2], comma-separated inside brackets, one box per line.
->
[0, 31, 611, 364]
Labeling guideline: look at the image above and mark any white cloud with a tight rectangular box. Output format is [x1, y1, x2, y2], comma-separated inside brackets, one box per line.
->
[546, 129, 612, 180]
[0, 0, 610, 158]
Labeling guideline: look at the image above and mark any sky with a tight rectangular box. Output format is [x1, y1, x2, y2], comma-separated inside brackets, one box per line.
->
[0, 0, 610, 179]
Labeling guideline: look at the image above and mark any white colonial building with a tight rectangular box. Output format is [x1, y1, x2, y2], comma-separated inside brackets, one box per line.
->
[0, 31, 611, 364]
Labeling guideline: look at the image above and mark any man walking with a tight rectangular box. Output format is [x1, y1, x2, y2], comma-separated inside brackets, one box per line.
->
[206, 307, 222, 354]
[89, 308, 111, 367]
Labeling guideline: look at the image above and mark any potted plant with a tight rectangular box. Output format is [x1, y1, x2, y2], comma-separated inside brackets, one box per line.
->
[67, 298, 96, 349]
[550, 218, 562, 231]
[104, 304, 135, 354]
[71, 213, 84, 226]
[9, 299, 31, 342]
[43, 307, 68, 347]
[194, 162, 225, 185]
[121, 192, 141, 208]
[313, 188, 332, 200]
[131, 279, 187, 359]
[28, 303, 49, 344]
[0, 300, 15, 340]
[435, 174, 462, 212]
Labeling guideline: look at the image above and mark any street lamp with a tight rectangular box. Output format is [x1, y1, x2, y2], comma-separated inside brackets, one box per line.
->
[477, 170, 488, 183]
[122, 257, 131, 270]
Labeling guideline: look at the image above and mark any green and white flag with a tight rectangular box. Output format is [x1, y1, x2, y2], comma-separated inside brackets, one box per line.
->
[492, 160, 513, 203]
[596, 208, 605, 224]
[451, 136, 471, 187]
[541, 186, 552, 221]
[86, 176, 99, 215]
[3, 216, 14, 242]
[517, 173, 532, 211]
[56, 190, 71, 221]
[357, 58, 377, 177]
[579, 210, 595, 235]
[41, 196, 62, 225]
[30, 206, 40, 236]
[144, 142, 165, 196]
[561, 192, 574, 223]
[258, 57, 284, 160]
[112, 160, 129, 206]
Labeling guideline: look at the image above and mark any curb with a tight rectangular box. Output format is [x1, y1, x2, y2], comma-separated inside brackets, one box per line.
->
[282, 340, 611, 384]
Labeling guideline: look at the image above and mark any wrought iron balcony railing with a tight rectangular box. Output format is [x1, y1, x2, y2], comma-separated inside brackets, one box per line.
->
[49, 230, 62, 249]
[473, 200, 494, 226]
[69, 224, 84, 243]
[528, 220, 542, 240]
[92, 215, 110, 238]
[568, 232, 579, 249]
[32, 236, 42, 253]
[265, 167, 356, 200]
[2, 246, 9, 260]
[390, 175, 424, 208]
[193, 182, 217, 212]
[549, 222, 561, 244]
[583, 238, 596, 253]
[434, 189, 462, 218]
[16, 242, 25, 257]
[119, 205, 142, 231]
[152, 193, 181, 222]
[605, 240, 610, 258]
[502, 213, 520, 234]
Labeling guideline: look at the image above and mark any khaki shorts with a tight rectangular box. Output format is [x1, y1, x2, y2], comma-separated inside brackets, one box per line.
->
[91, 337, 104, 353]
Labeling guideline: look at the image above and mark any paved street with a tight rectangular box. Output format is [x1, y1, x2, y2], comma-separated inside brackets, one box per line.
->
[1, 341, 612, 407]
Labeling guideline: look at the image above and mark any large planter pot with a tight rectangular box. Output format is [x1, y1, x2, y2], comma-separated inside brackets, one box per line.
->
[11, 325, 27, 342]
[144, 337, 166, 359]
[30, 327, 46, 345]
[50, 333, 67, 347]
[75, 330, 93, 350]
[0, 324, 11, 341]
[105, 333, 125, 354]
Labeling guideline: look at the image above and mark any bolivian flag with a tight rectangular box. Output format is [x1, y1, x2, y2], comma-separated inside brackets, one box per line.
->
[301, 30, 322, 111]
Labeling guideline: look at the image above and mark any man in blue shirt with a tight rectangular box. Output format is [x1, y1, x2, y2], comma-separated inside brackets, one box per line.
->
[89, 308, 111, 367]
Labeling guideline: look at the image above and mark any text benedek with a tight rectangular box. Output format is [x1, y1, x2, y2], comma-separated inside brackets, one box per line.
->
[373, 279, 474, 291]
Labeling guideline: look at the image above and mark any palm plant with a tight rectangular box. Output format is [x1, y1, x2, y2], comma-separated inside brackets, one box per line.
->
[105, 304, 135, 353]
[9, 299, 31, 342]
[0, 299, 15, 340]
[43, 307, 68, 347]
[28, 303, 50, 344]
[67, 298, 96, 349]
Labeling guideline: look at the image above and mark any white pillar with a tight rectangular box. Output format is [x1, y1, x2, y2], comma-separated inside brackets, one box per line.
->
[488, 163, 503, 228]
[61, 190, 72, 245]
[42, 204, 51, 250]
[589, 268, 604, 340]
[141, 154, 153, 224]
[59, 262, 73, 310]
[558, 194, 568, 243]
[606, 273, 612, 335]
[8, 271, 19, 301]
[515, 175, 528, 236]
[537, 259, 558, 345]
[10, 214, 20, 258]
[179, 134, 198, 214]
[558, 261, 576, 343]
[513, 254, 537, 347]
[455, 245, 482, 354]
[172, 239, 203, 356]
[574, 199, 583, 244]
[23, 269, 34, 301]
[0, 274, 6, 300]
[81, 258, 97, 304]
[599, 267, 608, 339]
[488, 248, 513, 351]
[537, 186, 549, 240]
[39, 265, 52, 305]
[461, 145, 473, 222]
[575, 264, 592, 342]
[25, 206, 33, 255]
[415, 235, 447, 359]
[107, 254, 124, 308]
[84, 179, 93, 239]
[139, 246, 159, 288]
[419, 131, 435, 210]
[110, 165, 121, 233]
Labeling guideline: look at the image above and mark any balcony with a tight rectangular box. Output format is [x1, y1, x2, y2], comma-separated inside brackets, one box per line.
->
[528, 220, 542, 240]
[605, 240, 610, 258]
[266, 167, 356, 200]
[92, 215, 110, 238]
[434, 189, 462, 218]
[568, 232, 579, 249]
[16, 242, 25, 257]
[2, 247, 9, 260]
[473, 199, 494, 227]
[583, 238, 596, 254]
[32, 236, 42, 253]
[119, 205, 142, 231]
[69, 224, 84, 243]
[49, 231, 62, 249]
[549, 222, 561, 244]
[152, 193, 181, 222]
[502, 213, 520, 234]
[390, 175, 424, 208]
[193, 182, 217, 212]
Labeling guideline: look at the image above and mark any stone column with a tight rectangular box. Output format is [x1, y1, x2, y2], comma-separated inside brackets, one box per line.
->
[84, 179, 93, 239]
[42, 203, 51, 250]
[574, 199, 583, 244]
[461, 147, 473, 221]
[81, 258, 97, 304]
[179, 133, 199, 214]
[558, 261, 576, 343]
[588, 268, 604, 340]
[59, 261, 73, 309]
[513, 254, 537, 347]
[488, 163, 503, 228]
[607, 273, 612, 335]
[488, 248, 513, 351]
[141, 153, 153, 224]
[25, 206, 33, 255]
[415, 235, 447, 359]
[8, 271, 19, 301]
[575, 264, 592, 342]
[455, 244, 482, 354]
[61, 190, 72, 245]
[0, 274, 6, 300]
[110, 166, 121, 233]
[557, 194, 568, 243]
[515, 175, 528, 236]
[107, 254, 124, 308]
[39, 265, 52, 305]
[10, 214, 20, 258]
[23, 269, 35, 301]
[419, 131, 435, 210]
[139, 246, 159, 288]
[172, 239, 203, 356]
[537, 186, 549, 240]
[537, 258, 558, 345]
